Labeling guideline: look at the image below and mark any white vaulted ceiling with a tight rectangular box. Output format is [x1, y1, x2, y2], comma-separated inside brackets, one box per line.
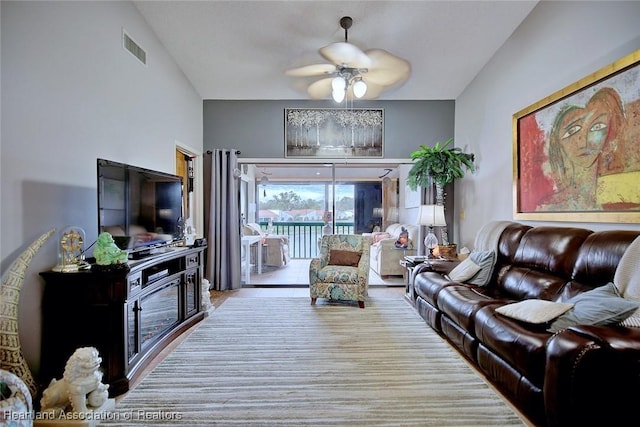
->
[133, 1, 538, 101]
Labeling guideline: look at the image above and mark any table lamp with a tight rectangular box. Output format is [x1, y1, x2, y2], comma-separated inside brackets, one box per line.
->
[418, 204, 446, 258]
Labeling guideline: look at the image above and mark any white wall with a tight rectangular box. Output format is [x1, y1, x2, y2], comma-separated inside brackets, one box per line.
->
[1, 1, 202, 375]
[454, 1, 640, 249]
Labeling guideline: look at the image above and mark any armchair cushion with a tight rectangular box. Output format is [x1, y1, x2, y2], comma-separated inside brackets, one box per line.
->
[329, 249, 361, 267]
[315, 265, 361, 284]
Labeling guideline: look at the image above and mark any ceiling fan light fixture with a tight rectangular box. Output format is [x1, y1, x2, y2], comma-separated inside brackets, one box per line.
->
[332, 87, 346, 103]
[331, 76, 346, 91]
[286, 16, 410, 101]
[353, 79, 367, 98]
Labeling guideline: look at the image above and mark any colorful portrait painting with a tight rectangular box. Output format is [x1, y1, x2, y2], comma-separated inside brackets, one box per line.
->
[514, 50, 640, 221]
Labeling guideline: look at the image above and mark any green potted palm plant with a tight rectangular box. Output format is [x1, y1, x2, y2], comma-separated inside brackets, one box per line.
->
[407, 137, 475, 248]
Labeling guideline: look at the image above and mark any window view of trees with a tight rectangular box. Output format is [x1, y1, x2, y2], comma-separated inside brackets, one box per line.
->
[258, 184, 354, 222]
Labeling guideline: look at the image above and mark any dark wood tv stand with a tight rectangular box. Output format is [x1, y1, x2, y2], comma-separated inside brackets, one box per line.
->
[39, 245, 207, 397]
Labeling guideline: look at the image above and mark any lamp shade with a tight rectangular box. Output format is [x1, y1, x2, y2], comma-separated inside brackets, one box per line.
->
[417, 204, 446, 227]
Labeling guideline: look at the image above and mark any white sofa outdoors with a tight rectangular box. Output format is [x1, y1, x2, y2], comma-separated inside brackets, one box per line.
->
[368, 223, 419, 277]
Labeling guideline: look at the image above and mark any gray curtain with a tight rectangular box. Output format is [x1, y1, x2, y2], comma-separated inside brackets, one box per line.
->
[204, 149, 241, 290]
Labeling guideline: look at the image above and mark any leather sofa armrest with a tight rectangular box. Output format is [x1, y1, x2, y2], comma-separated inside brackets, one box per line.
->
[411, 261, 461, 285]
[544, 325, 640, 426]
[412, 263, 433, 277]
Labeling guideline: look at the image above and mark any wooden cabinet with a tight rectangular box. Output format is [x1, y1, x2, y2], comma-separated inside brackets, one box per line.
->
[39, 246, 206, 396]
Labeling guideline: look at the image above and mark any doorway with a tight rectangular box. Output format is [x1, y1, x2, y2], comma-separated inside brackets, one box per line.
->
[238, 161, 405, 286]
[175, 144, 203, 244]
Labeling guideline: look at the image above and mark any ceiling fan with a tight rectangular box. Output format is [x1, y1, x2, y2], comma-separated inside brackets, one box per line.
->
[285, 16, 411, 102]
[259, 168, 272, 185]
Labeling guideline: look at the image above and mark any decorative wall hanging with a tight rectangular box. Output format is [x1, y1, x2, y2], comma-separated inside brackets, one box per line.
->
[513, 49, 640, 223]
[285, 108, 384, 158]
[404, 183, 420, 208]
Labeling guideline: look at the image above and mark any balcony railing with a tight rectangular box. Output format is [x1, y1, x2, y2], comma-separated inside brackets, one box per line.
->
[258, 221, 354, 259]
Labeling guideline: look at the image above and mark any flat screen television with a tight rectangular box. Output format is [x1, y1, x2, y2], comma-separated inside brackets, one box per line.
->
[97, 158, 184, 256]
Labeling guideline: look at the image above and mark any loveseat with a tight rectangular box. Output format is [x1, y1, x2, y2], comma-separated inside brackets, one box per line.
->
[368, 223, 418, 276]
[412, 221, 640, 426]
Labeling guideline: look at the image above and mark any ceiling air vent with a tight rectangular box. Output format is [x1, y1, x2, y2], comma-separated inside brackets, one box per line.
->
[122, 29, 146, 65]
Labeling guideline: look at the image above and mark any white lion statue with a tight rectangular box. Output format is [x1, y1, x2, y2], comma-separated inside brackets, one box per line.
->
[40, 346, 109, 414]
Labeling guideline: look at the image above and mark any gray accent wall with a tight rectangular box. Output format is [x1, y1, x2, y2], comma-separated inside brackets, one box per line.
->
[203, 100, 455, 158]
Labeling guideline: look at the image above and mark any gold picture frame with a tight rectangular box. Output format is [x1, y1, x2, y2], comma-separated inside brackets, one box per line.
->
[513, 49, 640, 223]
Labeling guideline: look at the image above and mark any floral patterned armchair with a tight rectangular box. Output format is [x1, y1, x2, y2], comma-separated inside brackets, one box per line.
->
[309, 234, 372, 308]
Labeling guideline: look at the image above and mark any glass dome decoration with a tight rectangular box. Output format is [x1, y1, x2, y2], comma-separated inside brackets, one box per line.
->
[52, 226, 90, 272]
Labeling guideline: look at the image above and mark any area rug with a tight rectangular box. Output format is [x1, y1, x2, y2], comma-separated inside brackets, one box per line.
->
[102, 297, 525, 426]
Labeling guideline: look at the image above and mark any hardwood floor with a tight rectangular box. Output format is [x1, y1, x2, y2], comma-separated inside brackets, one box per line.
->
[246, 258, 405, 287]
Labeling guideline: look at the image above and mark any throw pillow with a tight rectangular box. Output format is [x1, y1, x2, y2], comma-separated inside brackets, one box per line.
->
[446, 258, 482, 282]
[547, 283, 640, 333]
[613, 237, 640, 327]
[371, 232, 392, 244]
[620, 308, 640, 328]
[328, 249, 361, 267]
[496, 299, 574, 324]
[466, 250, 496, 286]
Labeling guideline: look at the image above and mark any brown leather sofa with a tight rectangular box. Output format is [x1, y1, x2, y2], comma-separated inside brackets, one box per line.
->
[412, 222, 640, 426]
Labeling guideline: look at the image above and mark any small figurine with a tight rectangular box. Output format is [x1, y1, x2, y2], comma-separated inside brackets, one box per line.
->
[93, 232, 128, 265]
[40, 347, 111, 415]
[394, 227, 411, 249]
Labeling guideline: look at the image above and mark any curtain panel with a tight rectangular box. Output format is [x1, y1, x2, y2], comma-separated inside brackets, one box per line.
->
[204, 149, 241, 290]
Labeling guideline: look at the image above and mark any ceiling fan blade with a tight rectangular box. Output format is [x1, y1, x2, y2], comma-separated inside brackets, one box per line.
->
[363, 49, 411, 87]
[285, 63, 337, 77]
[319, 42, 371, 68]
[356, 81, 385, 100]
[307, 77, 333, 99]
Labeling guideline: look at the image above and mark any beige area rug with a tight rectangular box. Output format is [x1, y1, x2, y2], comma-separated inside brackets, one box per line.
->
[102, 298, 525, 426]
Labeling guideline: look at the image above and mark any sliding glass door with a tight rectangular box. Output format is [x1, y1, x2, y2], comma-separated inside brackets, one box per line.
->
[247, 163, 399, 260]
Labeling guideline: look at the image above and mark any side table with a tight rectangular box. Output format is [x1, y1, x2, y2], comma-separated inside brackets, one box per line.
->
[400, 256, 425, 302]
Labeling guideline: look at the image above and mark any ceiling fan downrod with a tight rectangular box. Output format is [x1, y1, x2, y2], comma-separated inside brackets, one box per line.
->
[340, 16, 353, 43]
